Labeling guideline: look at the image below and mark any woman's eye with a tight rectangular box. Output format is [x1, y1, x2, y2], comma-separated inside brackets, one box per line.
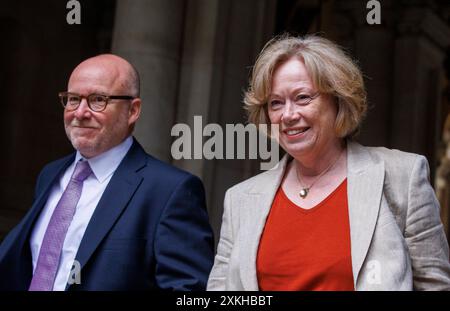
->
[295, 94, 313, 104]
[296, 94, 309, 100]
[269, 100, 282, 108]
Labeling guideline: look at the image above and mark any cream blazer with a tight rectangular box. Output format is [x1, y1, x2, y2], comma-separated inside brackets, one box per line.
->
[207, 141, 450, 290]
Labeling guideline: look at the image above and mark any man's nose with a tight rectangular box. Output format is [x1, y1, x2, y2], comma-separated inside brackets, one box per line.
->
[73, 98, 92, 119]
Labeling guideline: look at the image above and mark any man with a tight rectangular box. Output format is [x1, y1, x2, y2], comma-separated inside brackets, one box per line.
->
[0, 54, 214, 290]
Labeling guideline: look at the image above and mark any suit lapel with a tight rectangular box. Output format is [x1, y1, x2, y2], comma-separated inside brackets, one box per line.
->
[347, 141, 385, 288]
[239, 155, 289, 290]
[72, 141, 146, 274]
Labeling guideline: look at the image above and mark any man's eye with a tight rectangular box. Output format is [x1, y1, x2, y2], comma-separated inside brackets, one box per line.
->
[92, 96, 106, 102]
[68, 96, 79, 103]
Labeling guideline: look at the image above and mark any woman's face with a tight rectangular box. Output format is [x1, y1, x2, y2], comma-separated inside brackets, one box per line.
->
[267, 57, 339, 159]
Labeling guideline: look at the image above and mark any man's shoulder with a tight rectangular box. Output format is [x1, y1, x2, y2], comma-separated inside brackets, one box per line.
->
[39, 153, 75, 176]
[135, 153, 206, 199]
[132, 143, 201, 186]
[144, 154, 195, 179]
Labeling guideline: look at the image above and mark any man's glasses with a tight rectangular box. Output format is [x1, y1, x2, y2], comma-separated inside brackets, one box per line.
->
[59, 92, 135, 112]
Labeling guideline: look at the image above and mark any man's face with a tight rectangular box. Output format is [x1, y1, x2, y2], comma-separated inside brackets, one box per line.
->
[64, 62, 138, 158]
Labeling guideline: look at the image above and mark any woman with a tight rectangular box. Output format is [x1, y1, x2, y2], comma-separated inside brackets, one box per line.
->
[207, 34, 450, 290]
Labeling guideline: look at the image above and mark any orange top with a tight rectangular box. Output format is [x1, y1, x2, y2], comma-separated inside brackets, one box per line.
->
[256, 179, 354, 291]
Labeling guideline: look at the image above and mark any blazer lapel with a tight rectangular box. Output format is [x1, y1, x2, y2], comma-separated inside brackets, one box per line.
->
[72, 141, 146, 274]
[347, 141, 385, 288]
[238, 142, 385, 290]
[239, 155, 289, 290]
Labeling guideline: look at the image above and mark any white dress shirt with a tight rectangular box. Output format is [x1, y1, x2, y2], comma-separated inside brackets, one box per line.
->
[30, 136, 133, 290]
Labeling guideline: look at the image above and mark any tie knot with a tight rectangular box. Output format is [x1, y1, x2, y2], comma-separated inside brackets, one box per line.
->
[71, 160, 92, 182]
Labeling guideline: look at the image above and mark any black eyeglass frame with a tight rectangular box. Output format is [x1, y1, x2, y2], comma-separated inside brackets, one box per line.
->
[58, 91, 136, 112]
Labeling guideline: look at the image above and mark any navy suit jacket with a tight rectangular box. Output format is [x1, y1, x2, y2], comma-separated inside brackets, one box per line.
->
[0, 138, 214, 290]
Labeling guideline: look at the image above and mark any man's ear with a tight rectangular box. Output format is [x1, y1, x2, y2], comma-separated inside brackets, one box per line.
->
[128, 98, 141, 126]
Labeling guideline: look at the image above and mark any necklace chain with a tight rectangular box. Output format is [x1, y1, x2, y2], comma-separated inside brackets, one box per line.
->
[295, 150, 344, 199]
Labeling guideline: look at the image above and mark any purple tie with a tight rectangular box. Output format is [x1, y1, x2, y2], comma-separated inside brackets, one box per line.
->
[29, 160, 92, 291]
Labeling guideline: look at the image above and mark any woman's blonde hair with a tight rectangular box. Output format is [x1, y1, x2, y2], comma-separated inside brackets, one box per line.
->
[244, 34, 367, 138]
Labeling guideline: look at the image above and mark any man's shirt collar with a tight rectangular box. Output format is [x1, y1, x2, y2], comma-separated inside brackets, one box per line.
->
[74, 136, 133, 183]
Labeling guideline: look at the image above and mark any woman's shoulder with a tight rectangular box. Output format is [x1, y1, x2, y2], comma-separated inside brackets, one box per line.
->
[354, 142, 430, 181]
[348, 141, 432, 188]
[226, 170, 279, 196]
[366, 145, 420, 162]
[365, 145, 425, 168]
[225, 156, 288, 196]
[350, 141, 424, 167]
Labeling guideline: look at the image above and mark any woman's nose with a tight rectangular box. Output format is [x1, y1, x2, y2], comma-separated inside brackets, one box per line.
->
[281, 101, 300, 123]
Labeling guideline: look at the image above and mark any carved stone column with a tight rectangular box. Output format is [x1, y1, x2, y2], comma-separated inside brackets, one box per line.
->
[391, 7, 450, 164]
[174, 0, 277, 242]
[112, 0, 185, 161]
